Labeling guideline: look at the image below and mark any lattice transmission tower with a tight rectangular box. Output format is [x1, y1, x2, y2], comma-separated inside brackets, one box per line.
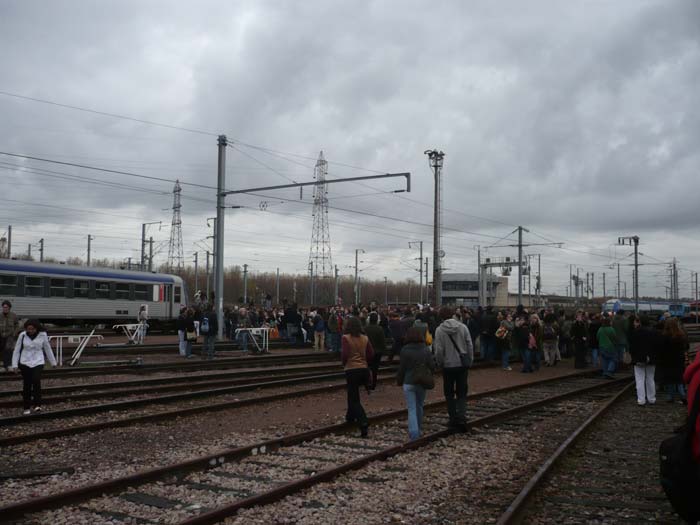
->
[308, 151, 333, 304]
[167, 179, 184, 273]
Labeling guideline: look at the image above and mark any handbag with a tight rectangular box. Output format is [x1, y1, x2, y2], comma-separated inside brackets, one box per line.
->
[412, 361, 435, 389]
[447, 333, 470, 368]
[186, 330, 197, 342]
[425, 331, 433, 346]
[623, 351, 632, 365]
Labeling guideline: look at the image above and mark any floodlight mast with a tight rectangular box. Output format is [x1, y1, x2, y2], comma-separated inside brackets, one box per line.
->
[214, 148, 410, 337]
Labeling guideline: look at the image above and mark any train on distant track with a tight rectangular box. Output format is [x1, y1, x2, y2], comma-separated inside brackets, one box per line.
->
[0, 259, 187, 327]
[602, 298, 697, 319]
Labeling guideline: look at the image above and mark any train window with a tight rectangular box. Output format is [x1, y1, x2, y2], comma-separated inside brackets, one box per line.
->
[74, 280, 90, 298]
[50, 279, 67, 297]
[174, 286, 181, 304]
[0, 275, 17, 295]
[134, 284, 149, 301]
[96, 281, 110, 299]
[25, 277, 43, 297]
[115, 283, 130, 300]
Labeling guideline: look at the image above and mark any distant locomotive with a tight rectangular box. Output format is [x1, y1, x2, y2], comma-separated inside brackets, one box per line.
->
[602, 298, 690, 319]
[0, 259, 187, 328]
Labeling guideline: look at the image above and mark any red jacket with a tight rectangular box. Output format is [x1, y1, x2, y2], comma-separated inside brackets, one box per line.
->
[683, 351, 700, 461]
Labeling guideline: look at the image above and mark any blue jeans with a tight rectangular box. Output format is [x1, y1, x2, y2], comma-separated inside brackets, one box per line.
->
[237, 331, 249, 352]
[520, 348, 532, 372]
[501, 347, 510, 369]
[185, 340, 193, 358]
[665, 383, 686, 401]
[615, 344, 626, 371]
[403, 383, 427, 440]
[330, 332, 341, 352]
[532, 348, 542, 370]
[481, 335, 496, 361]
[601, 350, 616, 376]
[204, 335, 216, 359]
[591, 348, 599, 367]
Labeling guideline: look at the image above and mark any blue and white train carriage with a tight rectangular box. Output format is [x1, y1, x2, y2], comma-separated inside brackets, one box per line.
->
[0, 259, 187, 327]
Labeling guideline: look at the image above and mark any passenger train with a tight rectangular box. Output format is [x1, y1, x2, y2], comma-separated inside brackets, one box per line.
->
[602, 298, 691, 319]
[0, 259, 187, 327]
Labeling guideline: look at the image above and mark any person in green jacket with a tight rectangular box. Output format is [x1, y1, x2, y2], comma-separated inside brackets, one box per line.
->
[612, 310, 629, 371]
[597, 316, 618, 379]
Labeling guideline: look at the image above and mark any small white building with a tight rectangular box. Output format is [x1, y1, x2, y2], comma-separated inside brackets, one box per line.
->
[442, 273, 536, 308]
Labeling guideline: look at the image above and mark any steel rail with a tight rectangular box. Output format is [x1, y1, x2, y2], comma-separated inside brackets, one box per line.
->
[0, 352, 338, 381]
[495, 381, 635, 525]
[0, 370, 620, 521]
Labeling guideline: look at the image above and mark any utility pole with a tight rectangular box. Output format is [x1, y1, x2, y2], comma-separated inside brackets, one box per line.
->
[618, 236, 640, 311]
[27, 243, 31, 259]
[425, 257, 429, 304]
[477, 246, 482, 306]
[334, 265, 339, 305]
[576, 268, 580, 304]
[591, 273, 595, 298]
[527, 256, 532, 303]
[6, 225, 11, 258]
[569, 265, 573, 298]
[617, 263, 621, 298]
[193, 253, 199, 293]
[409, 241, 424, 304]
[308, 261, 314, 305]
[354, 248, 365, 305]
[205, 251, 210, 300]
[517, 226, 524, 306]
[695, 272, 698, 324]
[425, 148, 445, 306]
[39, 238, 44, 262]
[537, 254, 541, 306]
[384, 276, 388, 305]
[585, 272, 590, 299]
[602, 272, 606, 298]
[276, 267, 280, 305]
[214, 134, 227, 339]
[243, 263, 249, 304]
[148, 237, 154, 271]
[141, 223, 146, 270]
[87, 235, 93, 267]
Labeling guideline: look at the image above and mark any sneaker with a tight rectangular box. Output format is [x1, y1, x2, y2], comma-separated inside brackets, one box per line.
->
[22, 409, 31, 415]
[33, 406, 42, 412]
[503, 367, 512, 371]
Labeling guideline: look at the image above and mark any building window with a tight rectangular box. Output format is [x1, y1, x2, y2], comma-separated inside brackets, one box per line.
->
[50, 279, 66, 297]
[115, 283, 130, 300]
[25, 277, 43, 297]
[134, 284, 149, 301]
[74, 280, 90, 298]
[442, 281, 479, 292]
[0, 275, 17, 295]
[96, 281, 111, 299]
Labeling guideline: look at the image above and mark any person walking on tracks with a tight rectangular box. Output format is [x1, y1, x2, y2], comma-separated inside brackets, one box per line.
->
[201, 305, 218, 360]
[11, 319, 57, 415]
[571, 310, 588, 369]
[396, 327, 435, 441]
[365, 312, 386, 390]
[1, 300, 20, 371]
[628, 315, 658, 406]
[433, 306, 474, 432]
[341, 316, 374, 438]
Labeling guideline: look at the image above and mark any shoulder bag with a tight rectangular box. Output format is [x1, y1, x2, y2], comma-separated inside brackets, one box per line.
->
[447, 333, 470, 368]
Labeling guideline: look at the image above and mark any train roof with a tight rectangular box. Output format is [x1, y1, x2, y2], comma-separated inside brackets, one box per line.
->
[0, 259, 180, 283]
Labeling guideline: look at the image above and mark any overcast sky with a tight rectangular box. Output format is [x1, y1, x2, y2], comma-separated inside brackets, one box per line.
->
[1, 0, 699, 299]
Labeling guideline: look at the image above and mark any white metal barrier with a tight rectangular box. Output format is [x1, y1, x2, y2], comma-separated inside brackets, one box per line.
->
[234, 327, 270, 353]
[49, 330, 104, 366]
[112, 322, 148, 345]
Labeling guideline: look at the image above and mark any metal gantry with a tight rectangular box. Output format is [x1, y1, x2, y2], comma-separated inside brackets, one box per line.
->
[308, 151, 333, 305]
[167, 180, 184, 273]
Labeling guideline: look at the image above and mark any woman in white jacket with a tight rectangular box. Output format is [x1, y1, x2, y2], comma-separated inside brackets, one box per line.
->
[11, 319, 57, 415]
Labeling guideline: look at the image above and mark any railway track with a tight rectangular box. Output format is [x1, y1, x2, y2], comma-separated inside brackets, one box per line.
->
[0, 362, 357, 408]
[0, 372, 631, 524]
[0, 356, 507, 446]
[495, 385, 683, 524]
[0, 351, 339, 381]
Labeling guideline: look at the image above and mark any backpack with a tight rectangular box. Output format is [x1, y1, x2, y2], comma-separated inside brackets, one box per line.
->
[543, 324, 556, 341]
[659, 387, 700, 521]
[200, 316, 210, 335]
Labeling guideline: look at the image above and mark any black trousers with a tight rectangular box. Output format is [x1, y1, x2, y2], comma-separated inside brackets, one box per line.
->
[443, 367, 468, 425]
[369, 352, 383, 389]
[574, 340, 587, 368]
[19, 364, 43, 410]
[1, 335, 13, 369]
[345, 368, 369, 428]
